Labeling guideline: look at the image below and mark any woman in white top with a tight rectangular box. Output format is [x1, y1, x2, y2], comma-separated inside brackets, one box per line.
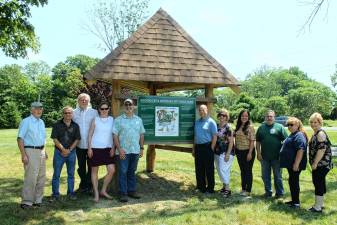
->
[88, 102, 116, 203]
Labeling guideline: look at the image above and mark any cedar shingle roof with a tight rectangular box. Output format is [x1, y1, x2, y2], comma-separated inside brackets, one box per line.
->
[85, 8, 240, 92]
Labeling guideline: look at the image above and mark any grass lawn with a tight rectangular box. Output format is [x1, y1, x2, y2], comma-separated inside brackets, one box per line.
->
[1, 128, 337, 225]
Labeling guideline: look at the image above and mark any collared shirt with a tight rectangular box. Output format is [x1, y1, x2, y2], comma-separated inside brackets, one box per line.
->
[113, 113, 145, 154]
[194, 117, 217, 144]
[51, 119, 81, 149]
[235, 125, 255, 150]
[17, 115, 46, 146]
[73, 107, 98, 149]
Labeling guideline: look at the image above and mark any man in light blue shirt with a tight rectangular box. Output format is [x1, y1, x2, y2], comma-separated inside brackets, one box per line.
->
[193, 104, 217, 193]
[113, 99, 145, 202]
[17, 102, 47, 209]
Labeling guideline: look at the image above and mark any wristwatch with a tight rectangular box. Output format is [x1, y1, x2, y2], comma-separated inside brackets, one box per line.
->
[140, 146, 144, 150]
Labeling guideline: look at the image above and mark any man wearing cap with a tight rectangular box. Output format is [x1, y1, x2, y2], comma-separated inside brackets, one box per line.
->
[17, 101, 47, 209]
[50, 106, 81, 201]
[73, 93, 98, 193]
[192, 104, 217, 193]
[113, 99, 145, 202]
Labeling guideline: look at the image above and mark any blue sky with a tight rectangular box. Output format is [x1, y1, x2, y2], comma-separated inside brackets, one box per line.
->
[1, 0, 336, 88]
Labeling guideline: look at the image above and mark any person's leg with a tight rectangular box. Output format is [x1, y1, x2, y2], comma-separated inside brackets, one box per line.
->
[91, 166, 99, 202]
[214, 154, 225, 185]
[100, 164, 115, 199]
[66, 150, 76, 196]
[271, 159, 284, 197]
[118, 154, 130, 196]
[34, 149, 47, 204]
[76, 147, 87, 190]
[52, 149, 65, 198]
[22, 149, 40, 206]
[288, 169, 301, 205]
[86, 153, 92, 190]
[312, 167, 329, 210]
[261, 159, 272, 196]
[223, 154, 234, 196]
[127, 154, 140, 194]
[205, 146, 215, 193]
[195, 146, 206, 192]
[245, 150, 255, 193]
[236, 150, 246, 192]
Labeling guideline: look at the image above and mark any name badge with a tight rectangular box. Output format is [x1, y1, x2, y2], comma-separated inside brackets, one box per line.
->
[270, 128, 276, 134]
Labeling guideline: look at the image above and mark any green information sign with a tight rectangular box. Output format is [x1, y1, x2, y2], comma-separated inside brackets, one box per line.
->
[137, 96, 196, 144]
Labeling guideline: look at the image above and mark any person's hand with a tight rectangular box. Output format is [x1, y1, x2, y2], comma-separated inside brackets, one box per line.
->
[311, 163, 317, 170]
[110, 148, 115, 158]
[22, 154, 29, 164]
[246, 152, 252, 161]
[292, 163, 300, 172]
[61, 148, 70, 157]
[224, 154, 230, 162]
[119, 149, 126, 160]
[45, 152, 48, 160]
[139, 149, 143, 158]
[88, 148, 93, 159]
[257, 153, 263, 161]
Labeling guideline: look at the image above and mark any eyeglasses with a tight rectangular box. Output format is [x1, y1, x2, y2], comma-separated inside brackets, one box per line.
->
[218, 114, 228, 118]
[100, 107, 109, 110]
[63, 112, 72, 114]
[287, 123, 294, 127]
[124, 103, 132, 106]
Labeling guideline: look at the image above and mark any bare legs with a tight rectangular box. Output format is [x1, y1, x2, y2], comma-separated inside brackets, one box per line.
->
[91, 164, 115, 202]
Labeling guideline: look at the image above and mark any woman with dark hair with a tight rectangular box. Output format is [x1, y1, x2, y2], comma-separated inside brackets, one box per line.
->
[234, 109, 256, 197]
[280, 117, 308, 208]
[88, 102, 116, 203]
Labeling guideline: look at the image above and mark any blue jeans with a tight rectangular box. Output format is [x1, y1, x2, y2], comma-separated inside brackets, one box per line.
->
[261, 159, 284, 196]
[118, 154, 139, 195]
[52, 149, 76, 196]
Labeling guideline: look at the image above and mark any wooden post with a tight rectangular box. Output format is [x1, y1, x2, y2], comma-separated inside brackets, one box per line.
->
[205, 84, 214, 113]
[111, 79, 120, 193]
[146, 83, 156, 172]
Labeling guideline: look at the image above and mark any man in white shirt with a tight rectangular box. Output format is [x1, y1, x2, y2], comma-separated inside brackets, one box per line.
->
[73, 93, 98, 193]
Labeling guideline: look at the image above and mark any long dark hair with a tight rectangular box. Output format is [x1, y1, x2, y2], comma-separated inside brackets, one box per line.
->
[235, 109, 251, 135]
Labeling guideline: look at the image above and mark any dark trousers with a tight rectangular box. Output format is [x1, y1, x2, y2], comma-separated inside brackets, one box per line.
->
[236, 149, 255, 192]
[76, 147, 92, 190]
[287, 169, 301, 204]
[194, 143, 215, 192]
[312, 167, 330, 196]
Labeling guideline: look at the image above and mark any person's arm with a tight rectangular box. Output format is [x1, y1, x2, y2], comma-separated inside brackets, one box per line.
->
[256, 141, 262, 161]
[293, 149, 304, 171]
[53, 138, 69, 157]
[87, 119, 95, 158]
[247, 126, 256, 161]
[139, 134, 144, 158]
[17, 120, 28, 164]
[211, 134, 217, 151]
[225, 132, 234, 162]
[311, 131, 327, 170]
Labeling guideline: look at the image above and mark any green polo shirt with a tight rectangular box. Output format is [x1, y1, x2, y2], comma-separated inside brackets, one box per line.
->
[256, 122, 288, 160]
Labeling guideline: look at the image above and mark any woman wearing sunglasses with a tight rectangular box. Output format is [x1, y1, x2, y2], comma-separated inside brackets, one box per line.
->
[308, 113, 332, 213]
[214, 109, 234, 198]
[280, 117, 308, 208]
[88, 102, 116, 203]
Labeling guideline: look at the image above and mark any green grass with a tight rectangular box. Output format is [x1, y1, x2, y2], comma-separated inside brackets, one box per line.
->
[1, 128, 337, 225]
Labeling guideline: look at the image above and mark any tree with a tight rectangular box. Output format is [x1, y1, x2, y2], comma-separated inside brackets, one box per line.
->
[0, 0, 48, 58]
[24, 60, 51, 82]
[331, 64, 337, 88]
[84, 0, 149, 52]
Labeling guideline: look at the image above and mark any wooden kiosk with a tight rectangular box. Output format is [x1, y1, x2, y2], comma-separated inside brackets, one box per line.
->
[85, 8, 240, 172]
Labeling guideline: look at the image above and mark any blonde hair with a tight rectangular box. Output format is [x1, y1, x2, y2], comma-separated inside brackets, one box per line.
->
[63, 106, 73, 113]
[217, 108, 230, 119]
[309, 112, 323, 126]
[76, 93, 92, 108]
[287, 116, 308, 140]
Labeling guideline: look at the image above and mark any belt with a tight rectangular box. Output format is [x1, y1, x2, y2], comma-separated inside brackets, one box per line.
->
[24, 146, 44, 149]
[196, 142, 211, 146]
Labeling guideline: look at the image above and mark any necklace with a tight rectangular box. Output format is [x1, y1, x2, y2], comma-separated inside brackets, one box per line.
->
[99, 116, 109, 123]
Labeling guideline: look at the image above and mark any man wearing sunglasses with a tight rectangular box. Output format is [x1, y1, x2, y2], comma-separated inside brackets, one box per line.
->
[50, 106, 81, 201]
[256, 110, 288, 198]
[113, 99, 145, 202]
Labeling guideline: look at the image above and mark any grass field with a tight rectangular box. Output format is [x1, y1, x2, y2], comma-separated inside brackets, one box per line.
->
[1, 128, 337, 225]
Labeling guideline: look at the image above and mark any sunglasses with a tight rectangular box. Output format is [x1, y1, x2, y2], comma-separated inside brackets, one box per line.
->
[63, 112, 72, 114]
[100, 107, 109, 110]
[124, 103, 132, 106]
[218, 114, 228, 118]
[287, 123, 294, 127]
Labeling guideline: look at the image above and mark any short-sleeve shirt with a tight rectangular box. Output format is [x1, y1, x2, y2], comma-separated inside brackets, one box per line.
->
[235, 125, 255, 150]
[51, 119, 81, 150]
[112, 114, 145, 154]
[73, 107, 98, 149]
[194, 117, 217, 144]
[17, 115, 46, 146]
[256, 122, 288, 160]
[309, 129, 332, 169]
[215, 123, 234, 155]
[280, 131, 307, 170]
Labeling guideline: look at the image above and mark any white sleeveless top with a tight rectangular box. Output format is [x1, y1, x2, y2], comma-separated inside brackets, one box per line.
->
[91, 116, 114, 148]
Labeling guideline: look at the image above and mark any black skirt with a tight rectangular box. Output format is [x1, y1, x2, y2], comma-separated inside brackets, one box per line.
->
[89, 148, 117, 167]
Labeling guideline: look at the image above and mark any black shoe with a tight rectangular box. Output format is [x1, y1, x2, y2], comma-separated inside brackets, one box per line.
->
[119, 195, 128, 203]
[219, 188, 226, 193]
[274, 194, 284, 199]
[289, 203, 300, 208]
[284, 201, 293, 205]
[263, 193, 272, 198]
[32, 203, 42, 208]
[20, 204, 32, 209]
[205, 190, 215, 194]
[49, 196, 60, 203]
[308, 207, 322, 213]
[128, 192, 141, 199]
[223, 190, 231, 198]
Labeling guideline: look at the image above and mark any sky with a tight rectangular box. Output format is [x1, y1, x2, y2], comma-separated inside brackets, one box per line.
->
[1, 0, 337, 88]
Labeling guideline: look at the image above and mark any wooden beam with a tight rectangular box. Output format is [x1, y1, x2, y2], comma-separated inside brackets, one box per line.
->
[111, 80, 121, 117]
[205, 84, 214, 113]
[120, 80, 149, 93]
[154, 145, 192, 153]
[146, 82, 157, 173]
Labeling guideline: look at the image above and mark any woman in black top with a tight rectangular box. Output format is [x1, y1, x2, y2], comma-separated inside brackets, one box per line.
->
[308, 113, 332, 213]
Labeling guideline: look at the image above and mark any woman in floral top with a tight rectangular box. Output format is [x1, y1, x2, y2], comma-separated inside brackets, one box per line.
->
[308, 113, 332, 213]
[234, 109, 256, 197]
[214, 109, 234, 197]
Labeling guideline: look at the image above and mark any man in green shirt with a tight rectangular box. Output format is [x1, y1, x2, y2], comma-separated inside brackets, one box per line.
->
[256, 110, 288, 198]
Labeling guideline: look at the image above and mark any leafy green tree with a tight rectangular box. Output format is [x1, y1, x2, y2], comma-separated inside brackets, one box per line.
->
[0, 101, 21, 128]
[0, 0, 48, 58]
[24, 60, 51, 82]
[264, 96, 289, 116]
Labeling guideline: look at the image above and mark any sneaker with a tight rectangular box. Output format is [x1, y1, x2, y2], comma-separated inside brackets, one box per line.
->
[219, 188, 226, 193]
[128, 192, 141, 199]
[240, 191, 247, 196]
[20, 204, 33, 209]
[223, 190, 231, 198]
[289, 203, 300, 208]
[119, 195, 128, 202]
[308, 207, 322, 213]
